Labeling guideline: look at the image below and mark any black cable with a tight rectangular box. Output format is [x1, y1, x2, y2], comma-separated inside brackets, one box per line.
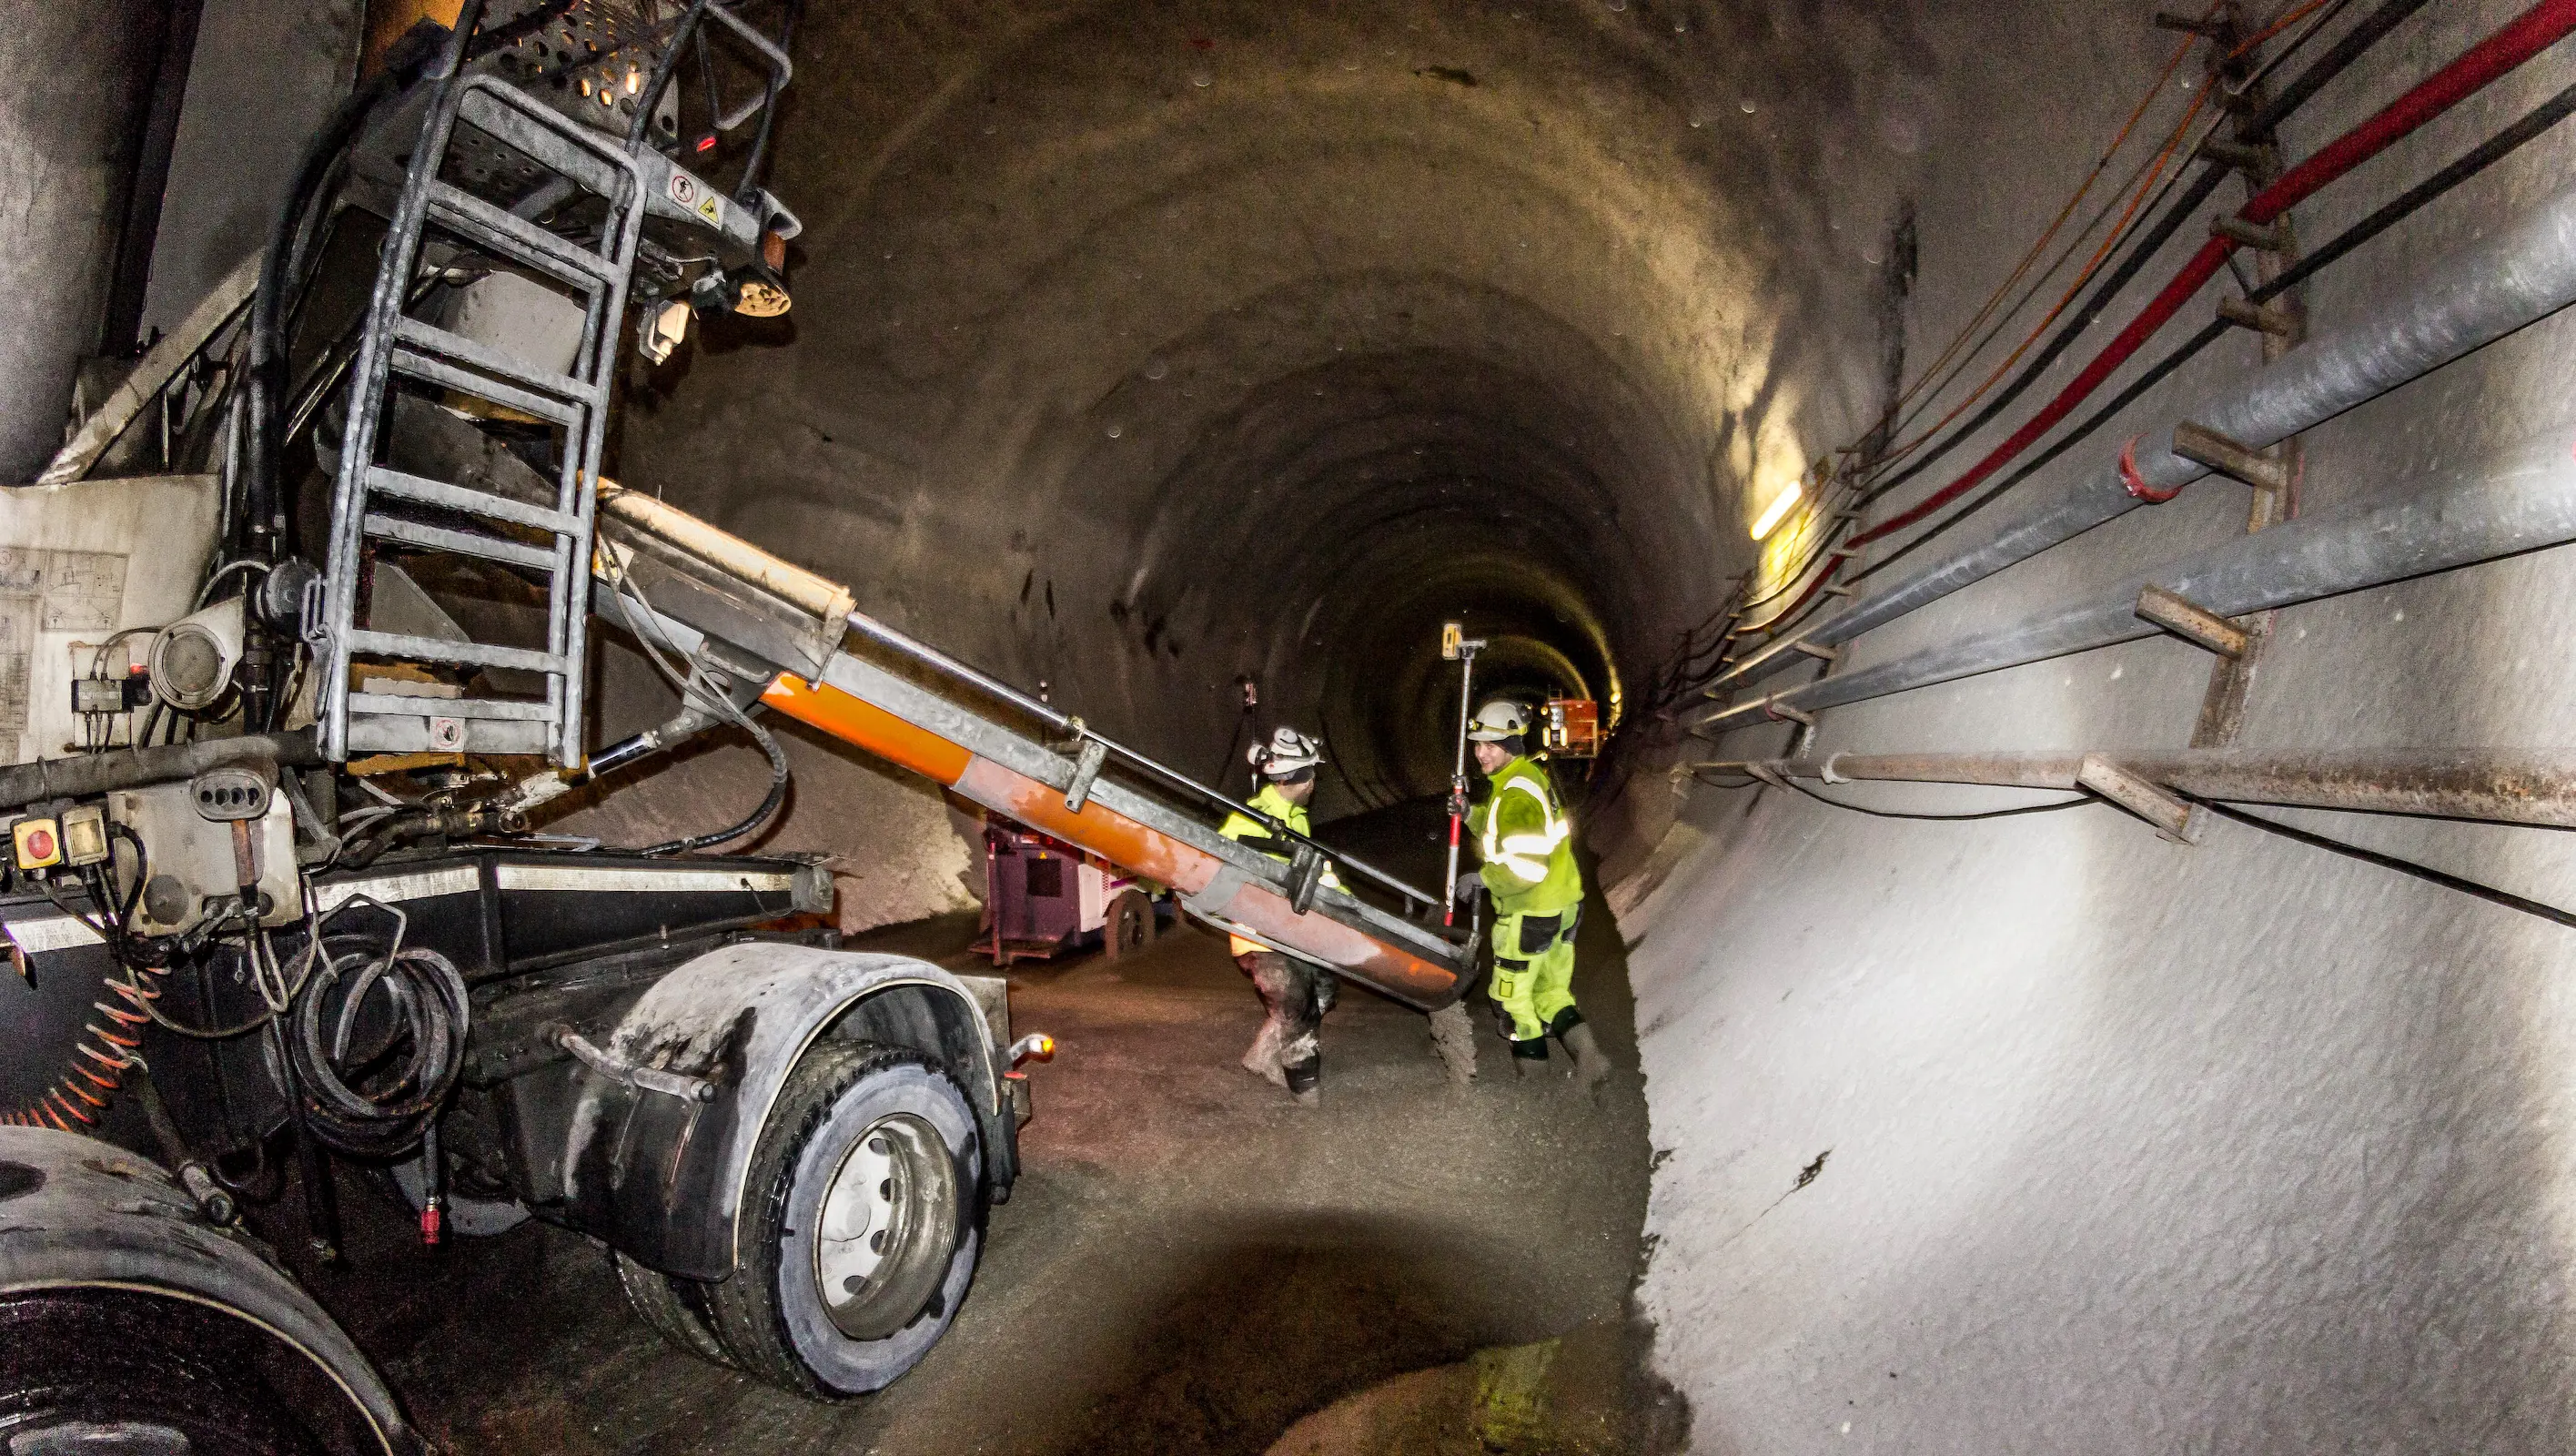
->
[729, 2, 804, 204]
[1851, 71, 2576, 584]
[286, 925, 470, 1159]
[1856, 0, 2429, 511]
[1698, 770, 2096, 822]
[627, 1, 713, 150]
[2195, 798, 2576, 930]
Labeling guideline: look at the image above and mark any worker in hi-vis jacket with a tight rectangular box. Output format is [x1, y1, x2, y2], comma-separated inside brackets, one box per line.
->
[1217, 727, 1341, 1105]
[1452, 700, 1606, 1086]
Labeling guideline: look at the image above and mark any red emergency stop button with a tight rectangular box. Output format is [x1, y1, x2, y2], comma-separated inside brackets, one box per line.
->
[11, 819, 62, 871]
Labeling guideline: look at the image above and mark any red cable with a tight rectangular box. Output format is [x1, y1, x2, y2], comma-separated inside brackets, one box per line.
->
[1851, 0, 2576, 548]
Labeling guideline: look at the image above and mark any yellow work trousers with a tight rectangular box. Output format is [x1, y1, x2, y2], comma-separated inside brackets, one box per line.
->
[1489, 905, 1580, 1045]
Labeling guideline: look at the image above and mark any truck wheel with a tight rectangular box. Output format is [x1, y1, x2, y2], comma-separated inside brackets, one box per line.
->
[0, 1289, 339, 1454]
[614, 1251, 738, 1369]
[707, 1041, 984, 1398]
[1102, 889, 1156, 960]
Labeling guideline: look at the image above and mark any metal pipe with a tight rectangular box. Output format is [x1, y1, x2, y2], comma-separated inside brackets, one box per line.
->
[599, 486, 856, 622]
[839, 609, 1443, 908]
[1709, 746, 2576, 829]
[1845, 0, 2576, 551]
[1701, 422, 2576, 728]
[1708, 161, 2576, 699]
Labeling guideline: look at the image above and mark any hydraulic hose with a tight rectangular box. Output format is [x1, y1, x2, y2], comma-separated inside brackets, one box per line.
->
[638, 713, 791, 855]
[286, 932, 469, 1160]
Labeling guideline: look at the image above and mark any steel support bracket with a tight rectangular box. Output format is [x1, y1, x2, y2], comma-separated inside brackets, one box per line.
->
[2076, 753, 2199, 844]
[1063, 737, 1108, 814]
[2170, 420, 2290, 494]
[1823, 583, 1856, 598]
[2217, 296, 2299, 339]
[1761, 695, 1815, 728]
[1286, 844, 1327, 916]
[1791, 640, 1840, 662]
[2194, 136, 2273, 173]
[2136, 584, 2250, 659]
[2212, 215, 2289, 253]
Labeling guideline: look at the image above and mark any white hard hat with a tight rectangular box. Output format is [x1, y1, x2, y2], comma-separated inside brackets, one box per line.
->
[1466, 699, 1530, 743]
[1249, 725, 1324, 776]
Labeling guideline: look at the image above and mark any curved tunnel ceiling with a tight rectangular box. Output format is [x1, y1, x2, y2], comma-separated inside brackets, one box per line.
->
[624, 0, 1933, 809]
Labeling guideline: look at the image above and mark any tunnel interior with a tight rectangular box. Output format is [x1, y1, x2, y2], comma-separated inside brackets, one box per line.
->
[14, 0, 2576, 1450]
[619, 0, 1914, 833]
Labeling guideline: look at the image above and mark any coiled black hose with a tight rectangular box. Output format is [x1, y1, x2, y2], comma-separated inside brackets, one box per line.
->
[286, 933, 469, 1160]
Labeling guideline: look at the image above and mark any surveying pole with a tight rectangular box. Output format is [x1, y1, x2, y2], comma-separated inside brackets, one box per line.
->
[1440, 622, 1487, 927]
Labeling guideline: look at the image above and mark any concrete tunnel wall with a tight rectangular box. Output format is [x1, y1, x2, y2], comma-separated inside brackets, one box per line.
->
[591, 0, 2576, 1445]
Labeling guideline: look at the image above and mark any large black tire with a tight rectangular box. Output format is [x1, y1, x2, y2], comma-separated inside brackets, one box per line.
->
[614, 1250, 738, 1369]
[706, 1041, 984, 1398]
[0, 1289, 349, 1454]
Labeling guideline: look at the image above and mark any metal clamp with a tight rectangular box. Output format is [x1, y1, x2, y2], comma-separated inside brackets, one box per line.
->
[1064, 738, 1108, 814]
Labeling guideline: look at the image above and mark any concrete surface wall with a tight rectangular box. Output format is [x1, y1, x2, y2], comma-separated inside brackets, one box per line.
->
[138, 0, 362, 339]
[1623, 3, 2576, 1449]
[0, 2, 151, 482]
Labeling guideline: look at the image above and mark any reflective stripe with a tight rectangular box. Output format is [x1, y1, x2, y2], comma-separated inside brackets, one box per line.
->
[1479, 774, 1568, 881]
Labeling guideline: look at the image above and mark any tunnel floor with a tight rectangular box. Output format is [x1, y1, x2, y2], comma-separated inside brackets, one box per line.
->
[279, 814, 1660, 1454]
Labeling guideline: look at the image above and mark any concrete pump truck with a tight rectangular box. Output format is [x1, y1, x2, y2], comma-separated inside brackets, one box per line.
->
[0, 4, 1477, 1447]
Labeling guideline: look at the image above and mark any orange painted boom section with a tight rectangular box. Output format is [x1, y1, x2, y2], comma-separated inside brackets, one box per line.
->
[760, 672, 1463, 1006]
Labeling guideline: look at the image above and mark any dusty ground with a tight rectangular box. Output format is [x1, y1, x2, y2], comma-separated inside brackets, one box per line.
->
[285, 813, 1669, 1455]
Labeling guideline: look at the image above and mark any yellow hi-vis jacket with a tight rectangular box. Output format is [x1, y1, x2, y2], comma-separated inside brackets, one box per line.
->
[1217, 783, 1339, 956]
[1469, 753, 1581, 917]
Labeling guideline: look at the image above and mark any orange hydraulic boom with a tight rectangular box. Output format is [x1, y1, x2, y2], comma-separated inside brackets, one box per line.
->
[588, 488, 1473, 1011]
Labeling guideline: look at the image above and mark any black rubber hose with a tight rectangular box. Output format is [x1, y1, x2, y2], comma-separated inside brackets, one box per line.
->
[627, 0, 714, 150]
[640, 713, 791, 855]
[242, 59, 415, 558]
[287, 935, 469, 1160]
[729, 0, 804, 204]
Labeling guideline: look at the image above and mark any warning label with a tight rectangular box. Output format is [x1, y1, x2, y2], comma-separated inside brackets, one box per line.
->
[667, 169, 726, 231]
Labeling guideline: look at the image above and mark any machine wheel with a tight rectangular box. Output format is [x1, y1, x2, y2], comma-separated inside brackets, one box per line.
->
[615, 1251, 738, 1369]
[0, 1289, 347, 1454]
[706, 1041, 984, 1398]
[1101, 888, 1157, 960]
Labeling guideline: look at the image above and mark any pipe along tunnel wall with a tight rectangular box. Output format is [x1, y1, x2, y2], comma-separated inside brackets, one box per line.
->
[18, 0, 2548, 1447]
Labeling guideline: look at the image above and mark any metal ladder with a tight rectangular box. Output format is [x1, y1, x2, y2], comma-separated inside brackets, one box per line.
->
[318, 61, 649, 766]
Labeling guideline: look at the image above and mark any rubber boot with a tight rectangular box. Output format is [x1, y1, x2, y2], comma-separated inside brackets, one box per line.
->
[1560, 1021, 1611, 1091]
[1427, 1003, 1478, 1085]
[1285, 1052, 1321, 1107]
[1241, 1021, 1288, 1086]
[1510, 1038, 1549, 1078]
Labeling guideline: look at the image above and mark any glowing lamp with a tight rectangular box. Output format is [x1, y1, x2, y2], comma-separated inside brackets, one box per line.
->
[1750, 480, 1802, 541]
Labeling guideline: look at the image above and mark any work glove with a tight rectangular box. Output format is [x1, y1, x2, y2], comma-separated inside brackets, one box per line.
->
[1446, 789, 1470, 821]
[1452, 869, 1483, 905]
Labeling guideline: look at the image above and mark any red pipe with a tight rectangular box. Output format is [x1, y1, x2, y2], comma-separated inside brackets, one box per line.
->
[1852, 0, 2576, 548]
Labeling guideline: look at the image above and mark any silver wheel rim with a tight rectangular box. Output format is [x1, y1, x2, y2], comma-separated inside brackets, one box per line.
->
[811, 1112, 959, 1341]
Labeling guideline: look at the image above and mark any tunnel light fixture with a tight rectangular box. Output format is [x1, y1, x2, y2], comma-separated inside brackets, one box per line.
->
[1751, 480, 1803, 541]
